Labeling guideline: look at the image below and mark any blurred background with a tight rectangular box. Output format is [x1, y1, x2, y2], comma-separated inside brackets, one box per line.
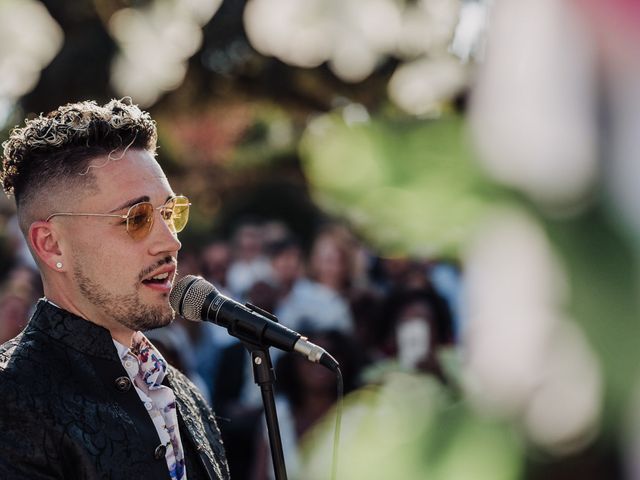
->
[1, 0, 640, 478]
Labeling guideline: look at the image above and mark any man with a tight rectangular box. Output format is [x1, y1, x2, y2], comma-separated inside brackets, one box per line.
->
[0, 99, 229, 479]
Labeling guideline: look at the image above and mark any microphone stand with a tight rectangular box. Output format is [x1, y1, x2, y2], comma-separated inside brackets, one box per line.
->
[242, 340, 288, 480]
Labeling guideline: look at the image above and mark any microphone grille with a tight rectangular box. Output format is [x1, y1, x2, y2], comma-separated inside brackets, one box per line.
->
[170, 275, 216, 322]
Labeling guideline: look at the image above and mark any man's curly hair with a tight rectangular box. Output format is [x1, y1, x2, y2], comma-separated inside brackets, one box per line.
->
[1, 98, 157, 208]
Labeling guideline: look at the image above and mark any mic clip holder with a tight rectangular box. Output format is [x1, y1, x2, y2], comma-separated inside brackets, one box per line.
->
[241, 339, 288, 480]
[245, 302, 280, 323]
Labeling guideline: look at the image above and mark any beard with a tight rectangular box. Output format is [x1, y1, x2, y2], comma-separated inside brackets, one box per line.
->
[74, 266, 174, 333]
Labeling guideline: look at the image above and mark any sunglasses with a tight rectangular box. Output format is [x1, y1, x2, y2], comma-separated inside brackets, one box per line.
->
[46, 195, 191, 240]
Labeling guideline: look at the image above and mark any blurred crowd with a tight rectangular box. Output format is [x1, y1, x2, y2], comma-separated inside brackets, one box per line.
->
[0, 215, 462, 479]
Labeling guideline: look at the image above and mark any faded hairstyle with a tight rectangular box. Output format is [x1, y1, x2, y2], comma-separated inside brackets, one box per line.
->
[0, 98, 157, 225]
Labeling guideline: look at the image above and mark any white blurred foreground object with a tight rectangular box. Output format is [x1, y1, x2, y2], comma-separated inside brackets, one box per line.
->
[0, 0, 63, 122]
[462, 209, 603, 453]
[244, 0, 402, 81]
[388, 55, 467, 116]
[470, 0, 599, 211]
[244, 0, 465, 93]
[109, 0, 222, 106]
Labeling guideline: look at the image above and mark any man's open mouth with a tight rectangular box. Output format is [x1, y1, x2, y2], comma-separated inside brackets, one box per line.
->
[142, 272, 170, 285]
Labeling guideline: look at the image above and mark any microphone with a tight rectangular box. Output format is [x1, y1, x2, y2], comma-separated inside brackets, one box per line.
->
[170, 275, 339, 371]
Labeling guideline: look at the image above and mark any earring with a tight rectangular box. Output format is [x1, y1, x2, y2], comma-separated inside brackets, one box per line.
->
[56, 262, 63, 269]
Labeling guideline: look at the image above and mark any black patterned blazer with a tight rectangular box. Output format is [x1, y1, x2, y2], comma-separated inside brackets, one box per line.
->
[0, 300, 230, 480]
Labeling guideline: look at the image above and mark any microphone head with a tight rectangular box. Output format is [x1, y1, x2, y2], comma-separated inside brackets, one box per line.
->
[170, 275, 217, 322]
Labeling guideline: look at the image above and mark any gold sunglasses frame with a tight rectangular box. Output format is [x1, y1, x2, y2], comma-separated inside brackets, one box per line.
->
[45, 195, 191, 239]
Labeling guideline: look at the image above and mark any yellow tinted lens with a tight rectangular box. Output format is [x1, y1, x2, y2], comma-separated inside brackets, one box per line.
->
[170, 196, 190, 233]
[126, 202, 154, 240]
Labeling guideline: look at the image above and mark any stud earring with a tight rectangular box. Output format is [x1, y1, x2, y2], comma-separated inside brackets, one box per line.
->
[56, 262, 63, 269]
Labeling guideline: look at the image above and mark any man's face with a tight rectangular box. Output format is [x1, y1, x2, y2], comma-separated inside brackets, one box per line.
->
[56, 149, 182, 336]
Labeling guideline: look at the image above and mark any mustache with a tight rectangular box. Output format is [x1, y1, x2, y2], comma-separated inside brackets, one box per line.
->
[138, 256, 177, 282]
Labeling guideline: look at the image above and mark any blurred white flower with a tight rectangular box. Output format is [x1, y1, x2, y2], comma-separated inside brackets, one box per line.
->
[328, 31, 379, 83]
[0, 0, 63, 107]
[396, 0, 460, 58]
[462, 208, 602, 453]
[243, 0, 340, 69]
[244, 0, 474, 113]
[341, 103, 370, 125]
[522, 320, 601, 453]
[245, 0, 468, 85]
[388, 55, 467, 115]
[450, 0, 488, 62]
[109, 0, 222, 106]
[244, 0, 402, 81]
[469, 0, 599, 210]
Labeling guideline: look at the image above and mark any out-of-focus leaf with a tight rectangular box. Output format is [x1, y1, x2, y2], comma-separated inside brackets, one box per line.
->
[544, 207, 640, 427]
[300, 112, 503, 256]
[299, 372, 523, 480]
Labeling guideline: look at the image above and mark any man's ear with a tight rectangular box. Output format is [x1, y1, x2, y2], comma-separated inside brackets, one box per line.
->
[29, 221, 65, 271]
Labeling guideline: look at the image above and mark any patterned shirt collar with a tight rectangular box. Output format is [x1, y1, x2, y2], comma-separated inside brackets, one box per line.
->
[113, 332, 168, 388]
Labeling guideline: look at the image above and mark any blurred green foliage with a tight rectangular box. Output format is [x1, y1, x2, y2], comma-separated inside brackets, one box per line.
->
[300, 373, 523, 480]
[545, 209, 640, 427]
[300, 113, 506, 256]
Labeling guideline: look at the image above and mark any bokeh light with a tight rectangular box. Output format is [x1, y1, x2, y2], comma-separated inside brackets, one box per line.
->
[388, 55, 468, 116]
[0, 0, 63, 119]
[109, 0, 222, 106]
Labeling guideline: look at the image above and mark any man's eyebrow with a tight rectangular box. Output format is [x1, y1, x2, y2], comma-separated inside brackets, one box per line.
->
[109, 194, 176, 213]
[109, 196, 150, 213]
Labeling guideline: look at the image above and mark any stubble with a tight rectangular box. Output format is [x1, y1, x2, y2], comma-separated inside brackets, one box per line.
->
[74, 267, 174, 333]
